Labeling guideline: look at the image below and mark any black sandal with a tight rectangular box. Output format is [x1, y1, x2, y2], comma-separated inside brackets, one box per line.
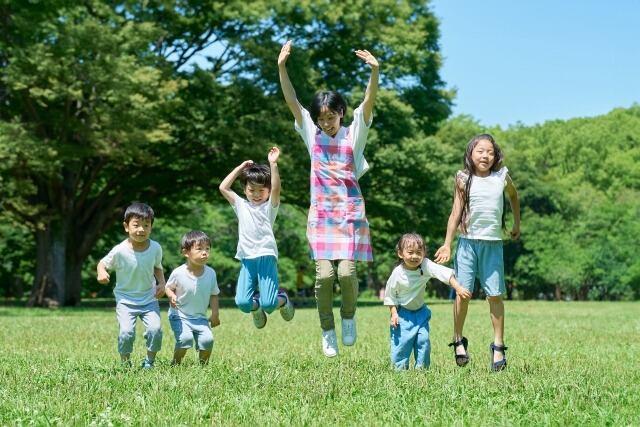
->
[489, 342, 508, 372]
[448, 337, 469, 367]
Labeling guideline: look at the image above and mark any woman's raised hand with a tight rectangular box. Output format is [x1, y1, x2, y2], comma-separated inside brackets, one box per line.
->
[355, 49, 379, 68]
[278, 40, 292, 67]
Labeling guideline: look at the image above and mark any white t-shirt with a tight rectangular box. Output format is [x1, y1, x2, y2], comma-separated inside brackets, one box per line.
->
[460, 167, 509, 241]
[166, 264, 220, 320]
[101, 239, 163, 305]
[384, 259, 454, 311]
[294, 104, 373, 179]
[232, 193, 279, 260]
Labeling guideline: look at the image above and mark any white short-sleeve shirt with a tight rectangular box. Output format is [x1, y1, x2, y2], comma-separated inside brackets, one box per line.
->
[460, 167, 509, 240]
[232, 193, 279, 260]
[294, 104, 373, 179]
[166, 264, 220, 320]
[384, 259, 454, 311]
[101, 239, 163, 305]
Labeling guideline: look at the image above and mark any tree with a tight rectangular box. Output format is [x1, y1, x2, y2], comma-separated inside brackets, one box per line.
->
[0, 1, 452, 305]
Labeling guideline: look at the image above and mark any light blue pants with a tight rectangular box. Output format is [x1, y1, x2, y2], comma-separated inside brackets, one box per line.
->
[169, 315, 214, 351]
[235, 255, 279, 314]
[390, 305, 431, 370]
[115, 301, 162, 355]
[454, 237, 506, 296]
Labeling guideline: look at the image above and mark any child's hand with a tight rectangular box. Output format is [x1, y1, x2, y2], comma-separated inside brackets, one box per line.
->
[355, 49, 379, 68]
[268, 146, 280, 163]
[169, 294, 177, 308]
[454, 285, 472, 300]
[154, 285, 165, 298]
[278, 40, 292, 67]
[240, 160, 254, 169]
[97, 271, 110, 284]
[390, 312, 399, 328]
[510, 224, 521, 240]
[210, 314, 220, 327]
[434, 245, 451, 264]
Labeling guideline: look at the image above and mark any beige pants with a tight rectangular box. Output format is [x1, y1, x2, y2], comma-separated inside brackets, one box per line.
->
[315, 260, 358, 331]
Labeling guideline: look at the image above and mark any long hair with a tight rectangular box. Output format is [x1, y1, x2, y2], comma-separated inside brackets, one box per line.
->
[458, 134, 505, 234]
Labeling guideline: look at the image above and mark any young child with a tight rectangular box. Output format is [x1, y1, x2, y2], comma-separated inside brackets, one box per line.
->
[219, 146, 294, 328]
[165, 231, 220, 366]
[278, 40, 378, 357]
[97, 202, 165, 369]
[434, 133, 521, 371]
[384, 233, 471, 370]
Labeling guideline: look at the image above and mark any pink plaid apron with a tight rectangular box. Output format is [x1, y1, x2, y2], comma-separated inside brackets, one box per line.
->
[307, 126, 373, 261]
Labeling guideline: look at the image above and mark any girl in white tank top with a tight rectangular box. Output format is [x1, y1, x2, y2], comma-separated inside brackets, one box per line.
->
[434, 134, 521, 371]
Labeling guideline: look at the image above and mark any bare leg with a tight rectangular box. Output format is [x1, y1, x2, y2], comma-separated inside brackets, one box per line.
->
[120, 354, 131, 362]
[199, 350, 212, 365]
[487, 295, 505, 363]
[453, 294, 470, 356]
[146, 350, 157, 361]
[172, 348, 188, 365]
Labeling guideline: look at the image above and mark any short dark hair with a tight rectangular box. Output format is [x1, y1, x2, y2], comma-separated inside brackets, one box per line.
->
[240, 164, 271, 188]
[310, 91, 347, 126]
[124, 202, 154, 224]
[181, 230, 211, 251]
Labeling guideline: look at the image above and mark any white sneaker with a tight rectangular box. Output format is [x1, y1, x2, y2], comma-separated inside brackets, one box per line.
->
[252, 308, 267, 329]
[342, 317, 357, 346]
[321, 329, 339, 357]
[278, 290, 295, 321]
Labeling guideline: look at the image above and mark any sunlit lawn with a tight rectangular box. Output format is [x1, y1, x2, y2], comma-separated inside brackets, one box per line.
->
[0, 300, 638, 425]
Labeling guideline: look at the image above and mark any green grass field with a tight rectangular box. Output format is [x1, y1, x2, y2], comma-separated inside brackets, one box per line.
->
[0, 300, 638, 425]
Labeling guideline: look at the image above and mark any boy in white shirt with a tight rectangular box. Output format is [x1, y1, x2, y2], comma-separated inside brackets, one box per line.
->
[97, 202, 165, 369]
[219, 147, 294, 328]
[384, 233, 471, 370]
[165, 231, 220, 365]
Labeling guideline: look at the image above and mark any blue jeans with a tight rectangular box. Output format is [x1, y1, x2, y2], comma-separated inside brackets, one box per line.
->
[455, 237, 505, 296]
[235, 256, 279, 314]
[390, 305, 431, 370]
[115, 301, 162, 355]
[169, 315, 214, 351]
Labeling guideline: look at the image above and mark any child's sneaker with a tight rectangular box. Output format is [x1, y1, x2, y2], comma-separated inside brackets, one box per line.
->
[321, 329, 339, 357]
[140, 358, 155, 369]
[252, 308, 267, 329]
[341, 317, 357, 346]
[278, 290, 295, 321]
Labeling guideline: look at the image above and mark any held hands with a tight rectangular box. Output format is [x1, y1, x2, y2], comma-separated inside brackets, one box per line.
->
[268, 146, 280, 164]
[97, 271, 110, 284]
[278, 40, 292, 67]
[434, 245, 451, 264]
[210, 314, 220, 328]
[355, 49, 379, 68]
[454, 285, 472, 300]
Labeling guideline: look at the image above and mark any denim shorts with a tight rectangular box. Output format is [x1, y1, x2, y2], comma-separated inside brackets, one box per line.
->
[169, 315, 214, 351]
[454, 237, 505, 296]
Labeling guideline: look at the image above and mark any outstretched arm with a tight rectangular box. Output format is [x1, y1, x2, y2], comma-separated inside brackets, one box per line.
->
[278, 40, 303, 125]
[219, 160, 253, 205]
[355, 50, 379, 124]
[505, 174, 521, 239]
[434, 180, 464, 264]
[268, 147, 281, 207]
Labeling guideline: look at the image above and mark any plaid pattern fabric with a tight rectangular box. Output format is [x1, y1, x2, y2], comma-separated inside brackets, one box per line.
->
[307, 127, 373, 261]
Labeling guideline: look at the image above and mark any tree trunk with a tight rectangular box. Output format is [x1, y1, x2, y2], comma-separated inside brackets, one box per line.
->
[554, 284, 562, 301]
[28, 218, 83, 307]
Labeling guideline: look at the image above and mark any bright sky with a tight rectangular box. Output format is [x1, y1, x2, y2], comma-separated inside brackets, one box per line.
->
[431, 0, 640, 127]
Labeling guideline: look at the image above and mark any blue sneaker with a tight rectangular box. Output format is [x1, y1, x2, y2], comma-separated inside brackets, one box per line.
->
[140, 358, 155, 369]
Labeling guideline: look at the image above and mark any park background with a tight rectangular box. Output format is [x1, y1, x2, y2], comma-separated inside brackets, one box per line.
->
[1, 0, 638, 306]
[1, 1, 639, 425]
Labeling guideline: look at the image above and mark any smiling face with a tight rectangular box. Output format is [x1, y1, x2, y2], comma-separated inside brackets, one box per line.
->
[244, 182, 270, 205]
[470, 139, 496, 176]
[317, 106, 343, 137]
[398, 243, 425, 270]
[123, 216, 152, 249]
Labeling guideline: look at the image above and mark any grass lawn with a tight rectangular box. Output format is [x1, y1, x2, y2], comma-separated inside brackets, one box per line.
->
[0, 300, 638, 425]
